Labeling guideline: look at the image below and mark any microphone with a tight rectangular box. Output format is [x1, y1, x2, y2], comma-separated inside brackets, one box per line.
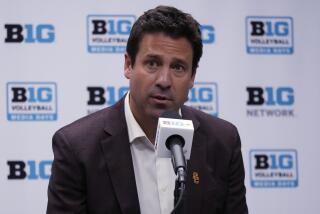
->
[155, 111, 194, 182]
[155, 111, 194, 213]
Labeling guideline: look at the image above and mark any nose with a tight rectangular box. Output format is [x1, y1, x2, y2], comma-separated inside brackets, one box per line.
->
[155, 68, 172, 90]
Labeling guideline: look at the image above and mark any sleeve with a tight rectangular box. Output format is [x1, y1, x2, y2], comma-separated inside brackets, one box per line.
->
[46, 130, 87, 214]
[224, 129, 249, 214]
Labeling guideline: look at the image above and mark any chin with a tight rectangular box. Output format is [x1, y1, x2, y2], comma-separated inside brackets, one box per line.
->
[152, 110, 164, 119]
[145, 109, 164, 120]
[151, 107, 179, 119]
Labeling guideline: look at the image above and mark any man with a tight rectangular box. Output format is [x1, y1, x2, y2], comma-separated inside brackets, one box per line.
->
[47, 6, 248, 214]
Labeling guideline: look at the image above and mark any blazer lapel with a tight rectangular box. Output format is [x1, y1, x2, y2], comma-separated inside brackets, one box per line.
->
[182, 106, 207, 214]
[100, 99, 140, 214]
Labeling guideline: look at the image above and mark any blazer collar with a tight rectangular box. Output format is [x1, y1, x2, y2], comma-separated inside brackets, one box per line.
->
[182, 106, 207, 213]
[181, 105, 200, 132]
[102, 97, 127, 136]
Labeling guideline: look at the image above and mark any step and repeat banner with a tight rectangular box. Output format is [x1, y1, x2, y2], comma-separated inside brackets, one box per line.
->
[1, 0, 319, 213]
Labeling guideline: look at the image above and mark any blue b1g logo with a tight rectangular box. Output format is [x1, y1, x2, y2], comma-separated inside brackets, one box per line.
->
[246, 16, 293, 54]
[200, 25, 215, 44]
[4, 24, 55, 43]
[247, 87, 294, 106]
[250, 149, 298, 188]
[7, 82, 57, 121]
[87, 86, 129, 106]
[86, 86, 129, 114]
[186, 82, 218, 116]
[7, 160, 52, 180]
[87, 15, 135, 53]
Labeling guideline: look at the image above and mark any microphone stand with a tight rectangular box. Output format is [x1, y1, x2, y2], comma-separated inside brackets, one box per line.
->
[171, 167, 186, 214]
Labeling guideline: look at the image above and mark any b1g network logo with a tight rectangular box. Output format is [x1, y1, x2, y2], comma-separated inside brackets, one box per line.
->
[87, 15, 135, 53]
[7, 82, 57, 121]
[246, 16, 293, 54]
[250, 149, 298, 188]
[246, 86, 295, 118]
[186, 82, 218, 116]
[7, 160, 52, 180]
[4, 23, 55, 43]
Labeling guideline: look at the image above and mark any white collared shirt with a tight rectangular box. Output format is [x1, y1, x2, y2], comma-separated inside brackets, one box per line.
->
[124, 92, 176, 214]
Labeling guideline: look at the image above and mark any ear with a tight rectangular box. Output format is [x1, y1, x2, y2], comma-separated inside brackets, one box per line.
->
[188, 73, 196, 89]
[124, 53, 133, 79]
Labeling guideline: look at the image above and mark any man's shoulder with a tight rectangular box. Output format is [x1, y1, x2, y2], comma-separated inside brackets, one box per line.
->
[53, 100, 124, 148]
[185, 107, 239, 148]
[183, 106, 241, 156]
[184, 106, 237, 132]
[59, 107, 110, 134]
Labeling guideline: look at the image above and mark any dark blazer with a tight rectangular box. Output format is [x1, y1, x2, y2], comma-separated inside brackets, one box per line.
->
[47, 98, 248, 214]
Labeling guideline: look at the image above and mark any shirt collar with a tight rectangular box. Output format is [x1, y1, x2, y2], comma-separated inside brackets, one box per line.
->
[124, 92, 148, 143]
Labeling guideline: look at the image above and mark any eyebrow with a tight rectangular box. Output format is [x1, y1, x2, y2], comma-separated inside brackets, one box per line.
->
[145, 54, 188, 64]
[170, 58, 189, 70]
[144, 54, 161, 59]
[143, 54, 190, 69]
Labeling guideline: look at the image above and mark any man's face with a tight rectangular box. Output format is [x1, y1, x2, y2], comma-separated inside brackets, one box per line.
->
[124, 32, 195, 121]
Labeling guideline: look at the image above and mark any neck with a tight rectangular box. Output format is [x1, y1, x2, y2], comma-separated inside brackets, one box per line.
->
[139, 118, 157, 144]
[128, 95, 158, 144]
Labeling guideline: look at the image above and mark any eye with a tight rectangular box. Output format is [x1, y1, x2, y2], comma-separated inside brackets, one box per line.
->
[171, 64, 186, 75]
[146, 60, 159, 70]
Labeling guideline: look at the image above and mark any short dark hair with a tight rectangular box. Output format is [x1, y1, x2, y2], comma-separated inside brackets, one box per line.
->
[126, 5, 203, 75]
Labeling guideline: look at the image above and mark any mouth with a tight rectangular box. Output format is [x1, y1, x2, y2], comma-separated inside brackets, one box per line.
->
[150, 94, 172, 105]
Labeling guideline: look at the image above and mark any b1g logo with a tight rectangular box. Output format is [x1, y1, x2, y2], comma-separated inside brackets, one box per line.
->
[246, 16, 293, 54]
[250, 150, 298, 187]
[200, 25, 215, 44]
[246, 86, 295, 117]
[87, 15, 135, 53]
[4, 24, 55, 43]
[186, 82, 218, 116]
[7, 160, 52, 180]
[87, 86, 129, 114]
[247, 87, 294, 106]
[7, 82, 57, 121]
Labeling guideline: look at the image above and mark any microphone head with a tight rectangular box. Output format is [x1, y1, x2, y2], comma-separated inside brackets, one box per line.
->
[165, 134, 185, 150]
[155, 111, 194, 160]
[160, 111, 181, 119]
